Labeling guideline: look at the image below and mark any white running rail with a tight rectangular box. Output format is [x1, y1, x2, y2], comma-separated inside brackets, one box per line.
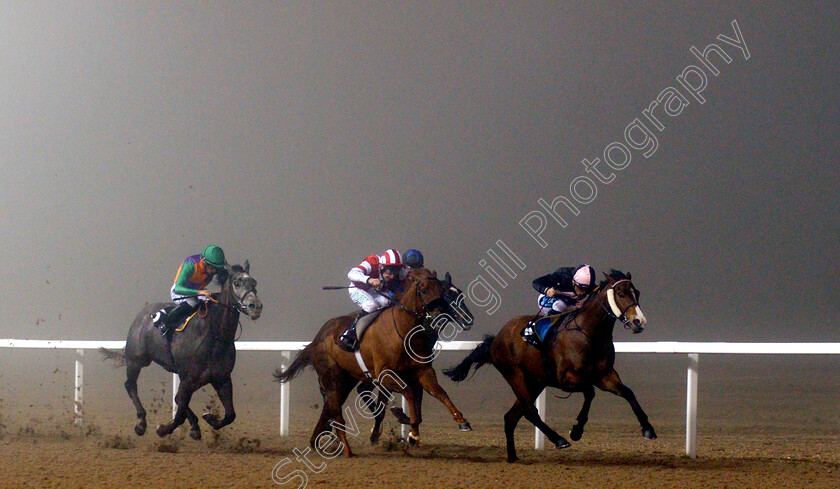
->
[3, 339, 840, 458]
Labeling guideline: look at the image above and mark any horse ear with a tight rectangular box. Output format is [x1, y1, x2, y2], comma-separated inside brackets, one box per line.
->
[243, 260, 250, 273]
[432, 270, 437, 278]
[445, 271, 452, 287]
[602, 272, 613, 282]
[626, 272, 631, 280]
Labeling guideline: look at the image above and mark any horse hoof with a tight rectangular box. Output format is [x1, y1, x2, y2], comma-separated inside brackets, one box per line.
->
[642, 428, 657, 440]
[458, 422, 472, 432]
[555, 437, 571, 450]
[507, 455, 519, 464]
[190, 429, 202, 441]
[569, 426, 583, 441]
[156, 425, 168, 437]
[408, 433, 420, 446]
[203, 412, 219, 428]
[134, 421, 147, 436]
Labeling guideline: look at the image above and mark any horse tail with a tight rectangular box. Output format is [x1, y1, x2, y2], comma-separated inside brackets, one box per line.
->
[99, 347, 127, 367]
[273, 343, 315, 383]
[443, 335, 495, 382]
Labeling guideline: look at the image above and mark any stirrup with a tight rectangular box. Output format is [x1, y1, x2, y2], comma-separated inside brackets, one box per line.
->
[159, 323, 173, 339]
[338, 329, 359, 352]
[521, 324, 541, 348]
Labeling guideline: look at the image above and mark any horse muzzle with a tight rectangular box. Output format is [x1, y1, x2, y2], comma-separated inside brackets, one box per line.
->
[241, 295, 263, 320]
[624, 306, 646, 334]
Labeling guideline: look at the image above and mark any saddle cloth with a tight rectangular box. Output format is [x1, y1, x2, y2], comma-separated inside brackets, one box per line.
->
[533, 312, 577, 342]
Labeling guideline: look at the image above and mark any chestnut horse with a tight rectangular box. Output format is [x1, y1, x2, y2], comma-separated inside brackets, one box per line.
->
[274, 268, 471, 457]
[444, 270, 655, 462]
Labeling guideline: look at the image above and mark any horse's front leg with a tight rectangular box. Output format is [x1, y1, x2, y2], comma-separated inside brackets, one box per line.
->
[570, 384, 595, 441]
[157, 378, 195, 437]
[185, 407, 202, 440]
[203, 376, 236, 430]
[404, 383, 423, 445]
[416, 367, 471, 431]
[597, 369, 657, 440]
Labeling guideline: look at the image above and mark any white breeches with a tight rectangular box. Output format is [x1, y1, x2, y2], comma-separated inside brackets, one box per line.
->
[349, 287, 392, 313]
[171, 284, 211, 307]
[537, 294, 570, 316]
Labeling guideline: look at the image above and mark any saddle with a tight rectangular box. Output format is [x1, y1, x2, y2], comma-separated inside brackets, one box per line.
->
[521, 310, 578, 348]
[151, 305, 201, 333]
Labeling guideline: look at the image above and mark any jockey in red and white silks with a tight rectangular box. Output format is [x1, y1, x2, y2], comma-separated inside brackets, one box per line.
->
[347, 249, 406, 312]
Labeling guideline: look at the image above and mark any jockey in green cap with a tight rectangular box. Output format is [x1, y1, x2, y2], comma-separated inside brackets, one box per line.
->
[158, 245, 227, 338]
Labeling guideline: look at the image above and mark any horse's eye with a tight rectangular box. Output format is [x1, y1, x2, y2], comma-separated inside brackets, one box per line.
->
[234, 280, 241, 287]
[618, 292, 625, 298]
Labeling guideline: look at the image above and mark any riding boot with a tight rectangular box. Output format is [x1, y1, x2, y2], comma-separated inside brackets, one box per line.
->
[339, 311, 368, 351]
[160, 301, 194, 338]
[521, 318, 543, 348]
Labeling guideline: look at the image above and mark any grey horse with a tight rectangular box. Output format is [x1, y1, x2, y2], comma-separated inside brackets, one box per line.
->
[101, 261, 262, 439]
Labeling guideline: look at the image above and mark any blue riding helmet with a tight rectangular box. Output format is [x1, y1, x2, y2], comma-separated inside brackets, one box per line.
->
[404, 249, 424, 269]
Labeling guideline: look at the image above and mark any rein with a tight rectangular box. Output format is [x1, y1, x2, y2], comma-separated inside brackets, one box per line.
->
[384, 277, 447, 340]
[199, 279, 256, 341]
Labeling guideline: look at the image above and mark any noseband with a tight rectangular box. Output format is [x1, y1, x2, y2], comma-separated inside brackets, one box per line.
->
[599, 279, 639, 330]
[223, 275, 258, 315]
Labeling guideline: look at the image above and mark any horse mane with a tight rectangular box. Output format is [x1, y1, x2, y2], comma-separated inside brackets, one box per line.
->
[598, 269, 630, 289]
[215, 264, 245, 286]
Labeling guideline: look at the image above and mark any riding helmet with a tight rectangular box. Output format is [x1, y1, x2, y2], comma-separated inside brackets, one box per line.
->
[404, 249, 424, 269]
[201, 245, 227, 269]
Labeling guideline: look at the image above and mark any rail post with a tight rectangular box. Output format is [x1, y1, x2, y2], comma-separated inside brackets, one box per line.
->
[534, 389, 546, 449]
[686, 353, 699, 459]
[74, 349, 84, 425]
[172, 373, 180, 418]
[280, 351, 291, 436]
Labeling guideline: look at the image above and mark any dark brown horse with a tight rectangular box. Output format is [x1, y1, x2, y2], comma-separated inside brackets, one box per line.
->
[274, 268, 471, 457]
[444, 270, 655, 462]
[101, 262, 262, 440]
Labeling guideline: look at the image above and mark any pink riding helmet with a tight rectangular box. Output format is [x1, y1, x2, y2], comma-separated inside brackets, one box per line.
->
[573, 265, 595, 289]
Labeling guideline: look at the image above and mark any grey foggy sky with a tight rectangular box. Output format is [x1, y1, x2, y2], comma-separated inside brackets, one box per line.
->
[0, 1, 837, 343]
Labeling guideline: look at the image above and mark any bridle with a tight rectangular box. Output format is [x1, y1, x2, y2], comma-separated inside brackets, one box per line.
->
[596, 279, 640, 330]
[214, 273, 258, 316]
[378, 277, 448, 339]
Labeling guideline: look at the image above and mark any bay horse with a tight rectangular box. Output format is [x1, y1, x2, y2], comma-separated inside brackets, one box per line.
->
[274, 268, 471, 457]
[101, 261, 262, 440]
[444, 270, 655, 462]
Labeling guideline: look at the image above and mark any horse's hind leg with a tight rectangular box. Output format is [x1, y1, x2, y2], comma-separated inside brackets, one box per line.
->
[597, 369, 657, 440]
[503, 399, 526, 463]
[157, 378, 195, 437]
[310, 372, 356, 457]
[124, 360, 150, 436]
[203, 376, 236, 430]
[504, 369, 570, 456]
[570, 385, 595, 441]
[503, 378, 566, 463]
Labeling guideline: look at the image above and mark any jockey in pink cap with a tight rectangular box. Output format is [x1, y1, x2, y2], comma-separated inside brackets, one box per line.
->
[521, 264, 596, 346]
[531, 264, 596, 316]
